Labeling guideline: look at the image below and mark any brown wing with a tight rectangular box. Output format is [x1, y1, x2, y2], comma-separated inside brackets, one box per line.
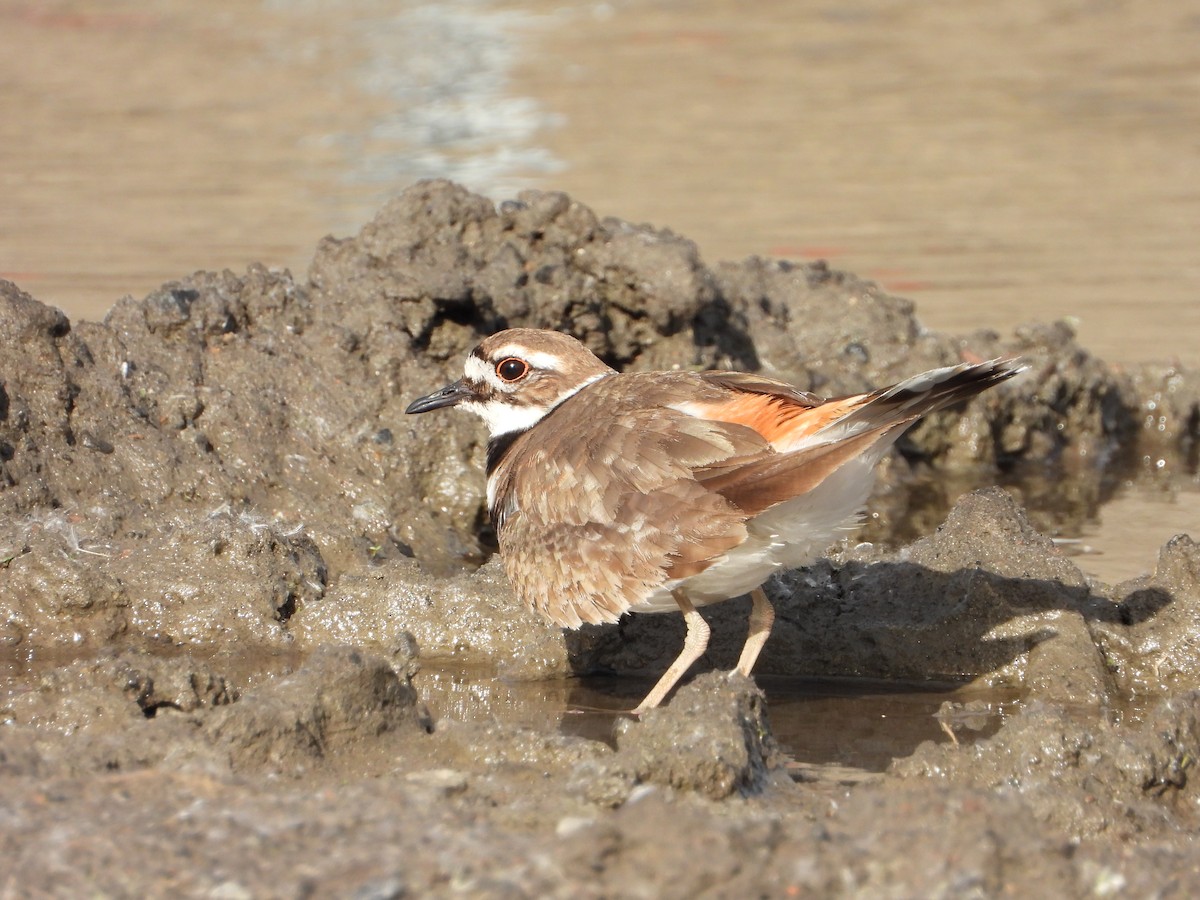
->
[699, 371, 825, 407]
[690, 359, 1025, 516]
[493, 376, 771, 627]
[692, 372, 866, 448]
[684, 371, 895, 515]
[693, 423, 899, 518]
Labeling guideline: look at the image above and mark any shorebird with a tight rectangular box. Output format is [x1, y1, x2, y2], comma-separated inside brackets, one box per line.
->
[407, 328, 1022, 714]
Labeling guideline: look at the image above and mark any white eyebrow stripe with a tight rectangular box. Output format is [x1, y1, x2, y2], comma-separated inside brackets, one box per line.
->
[490, 347, 563, 371]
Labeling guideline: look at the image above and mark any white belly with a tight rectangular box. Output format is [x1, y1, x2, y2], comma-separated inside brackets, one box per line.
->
[627, 452, 884, 614]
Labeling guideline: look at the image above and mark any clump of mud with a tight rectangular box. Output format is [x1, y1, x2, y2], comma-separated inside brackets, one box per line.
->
[1, 180, 1198, 895]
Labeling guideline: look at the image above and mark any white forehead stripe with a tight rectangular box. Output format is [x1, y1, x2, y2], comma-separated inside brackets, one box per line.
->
[463, 355, 492, 384]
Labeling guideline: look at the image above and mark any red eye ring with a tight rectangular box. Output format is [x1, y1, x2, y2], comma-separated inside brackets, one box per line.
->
[496, 357, 529, 383]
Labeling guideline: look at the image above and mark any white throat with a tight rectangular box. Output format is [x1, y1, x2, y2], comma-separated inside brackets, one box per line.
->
[463, 399, 550, 438]
[463, 371, 611, 438]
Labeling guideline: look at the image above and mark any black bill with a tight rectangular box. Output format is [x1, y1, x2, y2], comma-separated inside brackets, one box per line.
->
[405, 379, 472, 414]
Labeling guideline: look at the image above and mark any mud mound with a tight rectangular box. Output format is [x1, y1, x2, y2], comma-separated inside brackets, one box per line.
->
[1, 180, 1198, 895]
[4, 181, 1188, 662]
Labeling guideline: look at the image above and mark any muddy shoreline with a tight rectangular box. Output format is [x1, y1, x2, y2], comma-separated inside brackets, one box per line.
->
[2, 182, 1199, 896]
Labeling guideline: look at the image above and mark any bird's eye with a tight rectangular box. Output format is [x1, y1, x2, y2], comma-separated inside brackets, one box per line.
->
[495, 357, 529, 382]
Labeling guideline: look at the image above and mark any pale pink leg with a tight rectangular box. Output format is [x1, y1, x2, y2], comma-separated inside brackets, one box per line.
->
[735, 587, 775, 677]
[631, 591, 710, 715]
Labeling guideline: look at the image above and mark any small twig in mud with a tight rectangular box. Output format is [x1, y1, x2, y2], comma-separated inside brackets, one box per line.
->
[934, 700, 999, 747]
[1, 548, 27, 568]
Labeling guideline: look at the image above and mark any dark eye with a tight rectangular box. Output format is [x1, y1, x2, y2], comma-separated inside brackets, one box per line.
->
[496, 357, 529, 382]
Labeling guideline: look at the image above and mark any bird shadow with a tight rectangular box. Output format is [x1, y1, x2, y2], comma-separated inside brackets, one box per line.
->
[562, 559, 1174, 763]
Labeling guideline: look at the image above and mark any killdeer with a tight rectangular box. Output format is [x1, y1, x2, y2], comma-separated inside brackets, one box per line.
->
[407, 328, 1023, 714]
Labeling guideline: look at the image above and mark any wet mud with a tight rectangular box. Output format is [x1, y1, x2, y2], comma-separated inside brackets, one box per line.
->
[2, 181, 1199, 896]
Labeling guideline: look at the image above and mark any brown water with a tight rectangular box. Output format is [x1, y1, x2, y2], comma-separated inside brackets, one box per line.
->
[0, 645, 1012, 774]
[414, 664, 1019, 773]
[1, 0, 1196, 583]
[513, 0, 1200, 369]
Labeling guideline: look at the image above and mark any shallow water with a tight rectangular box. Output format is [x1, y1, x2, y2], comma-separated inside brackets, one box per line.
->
[1, 0, 1195, 582]
[0, 646, 1009, 772]
[415, 664, 1020, 772]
